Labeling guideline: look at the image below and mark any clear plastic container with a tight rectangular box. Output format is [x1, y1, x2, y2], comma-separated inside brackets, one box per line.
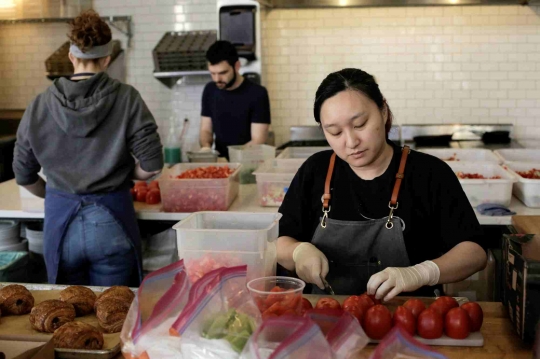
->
[494, 149, 540, 163]
[418, 149, 501, 163]
[172, 212, 282, 283]
[276, 146, 331, 160]
[158, 163, 241, 213]
[446, 162, 516, 207]
[253, 161, 302, 207]
[247, 276, 306, 316]
[503, 162, 540, 208]
[228, 145, 276, 184]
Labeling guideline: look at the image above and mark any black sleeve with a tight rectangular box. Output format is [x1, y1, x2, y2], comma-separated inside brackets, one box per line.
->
[278, 161, 313, 242]
[127, 90, 164, 172]
[433, 161, 486, 254]
[250, 87, 271, 124]
[13, 100, 41, 186]
[201, 83, 212, 118]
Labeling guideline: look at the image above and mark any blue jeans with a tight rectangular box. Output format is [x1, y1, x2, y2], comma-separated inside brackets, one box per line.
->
[57, 204, 137, 286]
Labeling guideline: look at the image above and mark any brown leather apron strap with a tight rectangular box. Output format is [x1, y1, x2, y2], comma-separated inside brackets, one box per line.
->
[323, 153, 337, 211]
[390, 146, 411, 207]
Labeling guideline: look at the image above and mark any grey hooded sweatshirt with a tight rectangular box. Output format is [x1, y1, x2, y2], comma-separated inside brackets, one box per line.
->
[13, 72, 163, 194]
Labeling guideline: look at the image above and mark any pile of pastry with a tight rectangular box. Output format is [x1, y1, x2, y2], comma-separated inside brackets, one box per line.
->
[0, 284, 134, 350]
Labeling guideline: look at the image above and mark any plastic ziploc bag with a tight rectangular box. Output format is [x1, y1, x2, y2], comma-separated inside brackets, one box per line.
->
[240, 315, 333, 359]
[304, 309, 369, 359]
[369, 327, 449, 359]
[170, 265, 261, 359]
[121, 259, 190, 359]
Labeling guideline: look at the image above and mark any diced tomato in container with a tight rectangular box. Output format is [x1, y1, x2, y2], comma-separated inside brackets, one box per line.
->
[247, 276, 305, 319]
[159, 163, 241, 212]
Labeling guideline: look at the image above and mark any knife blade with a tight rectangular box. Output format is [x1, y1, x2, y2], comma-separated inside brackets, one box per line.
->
[320, 276, 335, 296]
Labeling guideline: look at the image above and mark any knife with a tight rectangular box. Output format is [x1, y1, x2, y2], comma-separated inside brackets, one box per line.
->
[320, 276, 335, 296]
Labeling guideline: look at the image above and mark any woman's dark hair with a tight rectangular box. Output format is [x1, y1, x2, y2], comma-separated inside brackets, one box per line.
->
[314, 68, 393, 137]
[206, 40, 239, 67]
[68, 10, 112, 53]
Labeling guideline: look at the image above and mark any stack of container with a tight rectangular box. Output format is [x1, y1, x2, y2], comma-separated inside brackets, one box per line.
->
[228, 145, 276, 184]
[173, 212, 281, 284]
[0, 220, 27, 252]
[419, 149, 515, 207]
[495, 149, 540, 208]
[25, 223, 44, 255]
[253, 160, 303, 207]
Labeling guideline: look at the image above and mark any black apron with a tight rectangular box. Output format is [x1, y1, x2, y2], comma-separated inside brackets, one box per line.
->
[311, 147, 411, 295]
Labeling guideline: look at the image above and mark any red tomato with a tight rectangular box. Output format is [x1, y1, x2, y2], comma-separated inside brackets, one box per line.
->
[358, 294, 376, 311]
[344, 304, 364, 324]
[342, 295, 362, 310]
[445, 308, 471, 339]
[366, 293, 381, 305]
[136, 189, 148, 202]
[430, 296, 459, 318]
[300, 298, 313, 315]
[417, 308, 443, 339]
[393, 306, 416, 337]
[149, 180, 160, 190]
[403, 299, 426, 319]
[363, 305, 393, 340]
[461, 302, 483, 332]
[146, 189, 161, 205]
[129, 188, 137, 201]
[315, 298, 341, 310]
[134, 181, 147, 188]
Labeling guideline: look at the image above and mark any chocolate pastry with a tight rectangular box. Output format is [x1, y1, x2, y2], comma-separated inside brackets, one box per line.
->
[95, 297, 131, 333]
[53, 321, 104, 350]
[29, 300, 76, 333]
[59, 286, 96, 316]
[94, 286, 134, 312]
[0, 284, 34, 315]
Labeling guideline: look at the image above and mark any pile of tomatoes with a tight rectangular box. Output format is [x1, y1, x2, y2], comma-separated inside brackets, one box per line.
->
[516, 168, 540, 179]
[456, 172, 501, 180]
[176, 166, 235, 179]
[130, 181, 161, 205]
[310, 295, 483, 341]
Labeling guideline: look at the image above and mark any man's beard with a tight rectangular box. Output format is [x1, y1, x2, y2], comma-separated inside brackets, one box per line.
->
[216, 70, 237, 89]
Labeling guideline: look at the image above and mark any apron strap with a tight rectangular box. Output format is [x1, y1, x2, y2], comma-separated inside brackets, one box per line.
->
[323, 153, 337, 211]
[386, 145, 411, 229]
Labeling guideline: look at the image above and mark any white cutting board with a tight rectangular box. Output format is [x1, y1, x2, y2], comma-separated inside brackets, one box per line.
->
[369, 331, 484, 347]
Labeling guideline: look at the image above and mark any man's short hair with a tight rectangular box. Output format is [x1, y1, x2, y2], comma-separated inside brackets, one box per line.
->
[206, 40, 239, 67]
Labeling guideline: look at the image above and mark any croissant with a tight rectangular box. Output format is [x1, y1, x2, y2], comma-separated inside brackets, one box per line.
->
[53, 321, 104, 350]
[59, 286, 96, 316]
[29, 300, 76, 333]
[0, 284, 34, 315]
[95, 297, 131, 333]
[94, 286, 134, 311]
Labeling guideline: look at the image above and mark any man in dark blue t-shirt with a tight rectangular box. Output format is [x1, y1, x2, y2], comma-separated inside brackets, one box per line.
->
[200, 41, 271, 159]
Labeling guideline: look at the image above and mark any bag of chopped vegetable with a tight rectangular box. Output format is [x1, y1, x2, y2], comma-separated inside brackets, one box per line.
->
[121, 260, 190, 359]
[239, 316, 334, 359]
[170, 265, 261, 359]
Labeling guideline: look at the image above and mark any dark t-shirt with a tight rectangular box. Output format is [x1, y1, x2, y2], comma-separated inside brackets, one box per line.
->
[201, 79, 271, 159]
[278, 144, 485, 294]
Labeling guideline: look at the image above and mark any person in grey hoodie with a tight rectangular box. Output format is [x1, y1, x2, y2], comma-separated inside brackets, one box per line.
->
[12, 10, 163, 286]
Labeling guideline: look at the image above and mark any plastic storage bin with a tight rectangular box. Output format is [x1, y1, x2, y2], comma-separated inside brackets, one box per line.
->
[276, 146, 331, 160]
[253, 160, 302, 207]
[446, 163, 516, 207]
[228, 145, 276, 184]
[494, 149, 540, 163]
[418, 149, 501, 163]
[173, 212, 282, 284]
[158, 163, 241, 212]
[504, 162, 540, 208]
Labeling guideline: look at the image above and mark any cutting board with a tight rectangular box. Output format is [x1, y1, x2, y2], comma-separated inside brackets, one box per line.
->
[0, 289, 120, 351]
[133, 201, 162, 213]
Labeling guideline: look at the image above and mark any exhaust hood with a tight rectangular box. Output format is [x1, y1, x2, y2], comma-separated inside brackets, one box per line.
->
[261, 0, 531, 8]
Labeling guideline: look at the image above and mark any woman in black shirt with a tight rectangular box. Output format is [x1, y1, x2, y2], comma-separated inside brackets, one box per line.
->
[277, 68, 487, 301]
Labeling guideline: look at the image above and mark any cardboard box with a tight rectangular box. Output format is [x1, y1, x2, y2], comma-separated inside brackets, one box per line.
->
[504, 230, 540, 343]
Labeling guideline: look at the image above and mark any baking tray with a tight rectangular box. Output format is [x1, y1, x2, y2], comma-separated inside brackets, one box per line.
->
[0, 282, 136, 359]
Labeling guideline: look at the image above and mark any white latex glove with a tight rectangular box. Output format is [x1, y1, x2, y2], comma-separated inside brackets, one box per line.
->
[199, 147, 212, 153]
[293, 242, 329, 290]
[367, 261, 440, 302]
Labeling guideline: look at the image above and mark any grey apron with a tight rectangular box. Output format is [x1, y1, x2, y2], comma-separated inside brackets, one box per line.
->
[311, 147, 411, 295]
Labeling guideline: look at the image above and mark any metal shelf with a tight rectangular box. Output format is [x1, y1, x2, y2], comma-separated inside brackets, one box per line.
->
[0, 16, 133, 47]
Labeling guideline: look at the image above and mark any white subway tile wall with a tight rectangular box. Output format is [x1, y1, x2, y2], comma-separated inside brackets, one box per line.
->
[2, 3, 540, 149]
[262, 5, 540, 145]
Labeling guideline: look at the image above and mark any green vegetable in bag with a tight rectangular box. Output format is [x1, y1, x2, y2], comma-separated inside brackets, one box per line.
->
[202, 309, 256, 352]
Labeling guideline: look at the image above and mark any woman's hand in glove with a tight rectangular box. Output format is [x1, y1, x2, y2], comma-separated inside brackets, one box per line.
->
[293, 243, 329, 290]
